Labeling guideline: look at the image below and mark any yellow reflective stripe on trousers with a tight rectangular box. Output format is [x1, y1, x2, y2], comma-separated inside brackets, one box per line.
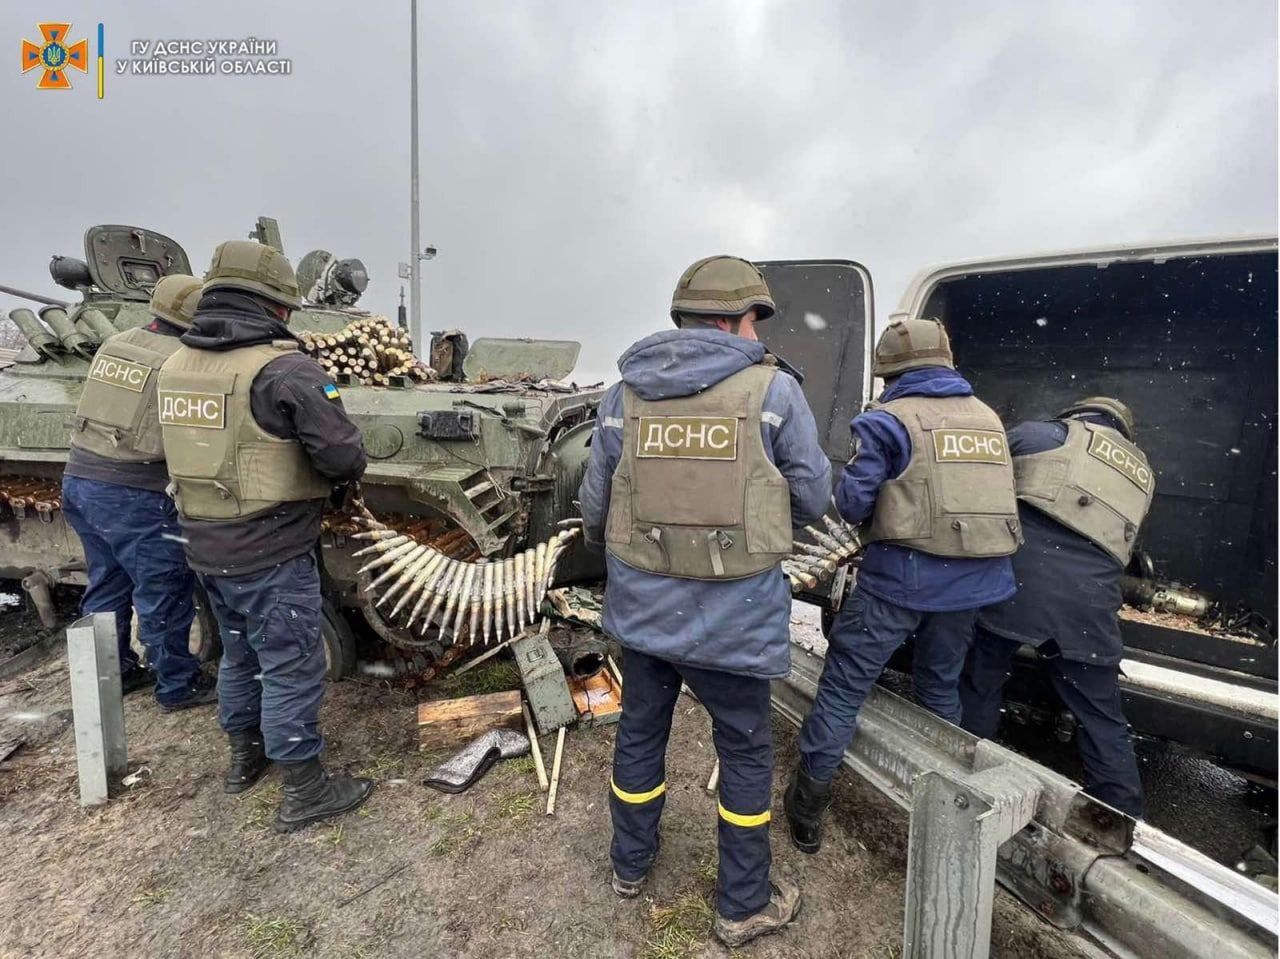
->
[611, 778, 667, 804]
[717, 802, 771, 828]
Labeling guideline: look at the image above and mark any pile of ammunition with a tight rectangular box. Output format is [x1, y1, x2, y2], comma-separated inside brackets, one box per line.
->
[353, 524, 581, 645]
[785, 515, 861, 591]
[0, 477, 62, 516]
[299, 317, 436, 386]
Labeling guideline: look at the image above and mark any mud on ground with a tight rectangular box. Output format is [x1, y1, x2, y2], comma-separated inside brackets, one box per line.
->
[0, 635, 1087, 959]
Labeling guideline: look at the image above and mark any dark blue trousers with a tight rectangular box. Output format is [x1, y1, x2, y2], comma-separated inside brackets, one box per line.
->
[959, 625, 1144, 818]
[799, 586, 978, 781]
[610, 648, 774, 921]
[200, 552, 327, 763]
[62, 475, 201, 705]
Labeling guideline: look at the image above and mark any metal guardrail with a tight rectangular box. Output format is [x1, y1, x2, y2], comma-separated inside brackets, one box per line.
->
[771, 645, 1278, 959]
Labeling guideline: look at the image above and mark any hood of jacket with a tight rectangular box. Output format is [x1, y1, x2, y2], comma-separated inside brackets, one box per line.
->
[617, 328, 767, 401]
[180, 290, 299, 351]
[880, 365, 974, 402]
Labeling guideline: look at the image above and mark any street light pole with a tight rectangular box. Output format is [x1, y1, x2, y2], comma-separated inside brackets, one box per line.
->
[409, 0, 422, 349]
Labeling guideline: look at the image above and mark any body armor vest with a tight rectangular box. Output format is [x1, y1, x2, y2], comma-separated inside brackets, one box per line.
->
[864, 394, 1020, 558]
[1014, 419, 1154, 565]
[157, 341, 332, 521]
[605, 362, 792, 580]
[70, 327, 184, 463]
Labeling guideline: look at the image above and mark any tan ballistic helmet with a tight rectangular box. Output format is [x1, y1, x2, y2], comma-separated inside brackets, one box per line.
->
[1058, 396, 1136, 440]
[670, 255, 775, 326]
[203, 240, 302, 310]
[873, 317, 955, 377]
[149, 274, 203, 329]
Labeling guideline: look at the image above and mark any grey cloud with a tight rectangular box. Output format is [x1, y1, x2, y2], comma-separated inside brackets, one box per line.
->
[0, 0, 1273, 383]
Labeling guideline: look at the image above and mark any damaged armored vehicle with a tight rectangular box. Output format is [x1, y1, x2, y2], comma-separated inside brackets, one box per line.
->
[0, 218, 605, 677]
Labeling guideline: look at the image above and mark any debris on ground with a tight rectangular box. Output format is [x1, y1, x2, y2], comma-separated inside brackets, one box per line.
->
[423, 728, 530, 794]
[1119, 604, 1255, 640]
[416, 689, 523, 752]
[568, 669, 622, 727]
[511, 623, 576, 735]
[544, 586, 603, 629]
[0, 639, 1089, 958]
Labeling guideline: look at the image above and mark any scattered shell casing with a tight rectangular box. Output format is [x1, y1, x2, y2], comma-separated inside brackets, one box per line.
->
[481, 560, 495, 645]
[533, 542, 548, 617]
[514, 552, 527, 633]
[821, 513, 859, 549]
[404, 553, 450, 624]
[504, 557, 519, 638]
[409, 558, 455, 632]
[351, 534, 409, 558]
[351, 528, 399, 542]
[469, 560, 486, 644]
[792, 540, 833, 560]
[389, 550, 446, 616]
[355, 538, 419, 574]
[368, 544, 426, 591]
[379, 547, 437, 607]
[438, 560, 467, 638]
[493, 559, 506, 642]
[803, 525, 846, 555]
[419, 558, 460, 632]
[524, 548, 539, 622]
[445, 565, 476, 640]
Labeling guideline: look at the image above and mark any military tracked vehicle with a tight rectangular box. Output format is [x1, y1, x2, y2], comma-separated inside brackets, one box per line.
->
[0, 217, 605, 676]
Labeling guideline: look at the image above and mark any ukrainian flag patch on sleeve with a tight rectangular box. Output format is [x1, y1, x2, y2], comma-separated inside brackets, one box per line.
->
[322, 383, 341, 400]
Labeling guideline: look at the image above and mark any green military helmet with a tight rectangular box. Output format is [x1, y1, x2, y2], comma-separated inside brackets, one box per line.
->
[670, 255, 775, 325]
[1058, 396, 1136, 440]
[203, 239, 302, 310]
[872, 317, 954, 377]
[149, 274, 203, 329]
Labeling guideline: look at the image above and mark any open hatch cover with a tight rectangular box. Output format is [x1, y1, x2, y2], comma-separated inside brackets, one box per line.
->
[756, 260, 873, 467]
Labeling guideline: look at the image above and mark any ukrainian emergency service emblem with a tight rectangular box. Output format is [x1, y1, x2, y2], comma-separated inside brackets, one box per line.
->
[20, 23, 87, 90]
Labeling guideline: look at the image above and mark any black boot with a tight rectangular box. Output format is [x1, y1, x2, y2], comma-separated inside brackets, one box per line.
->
[784, 766, 832, 854]
[274, 758, 374, 833]
[225, 730, 270, 794]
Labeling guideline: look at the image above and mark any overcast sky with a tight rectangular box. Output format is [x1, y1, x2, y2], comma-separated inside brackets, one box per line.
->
[1, 0, 1275, 381]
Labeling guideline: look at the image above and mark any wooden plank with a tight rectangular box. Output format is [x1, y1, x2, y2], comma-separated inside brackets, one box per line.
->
[416, 689, 523, 752]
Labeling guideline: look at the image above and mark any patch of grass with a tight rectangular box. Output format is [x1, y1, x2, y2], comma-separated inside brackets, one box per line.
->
[240, 783, 282, 831]
[502, 755, 537, 777]
[356, 753, 405, 779]
[642, 891, 714, 959]
[420, 801, 444, 823]
[133, 879, 170, 908]
[429, 811, 478, 857]
[242, 913, 310, 957]
[323, 822, 345, 848]
[432, 660, 521, 698]
[496, 790, 535, 818]
[693, 851, 717, 887]
[641, 927, 700, 959]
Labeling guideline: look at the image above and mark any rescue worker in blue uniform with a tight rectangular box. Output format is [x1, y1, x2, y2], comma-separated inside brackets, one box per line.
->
[785, 317, 1021, 854]
[157, 240, 373, 832]
[62, 274, 216, 710]
[579, 256, 830, 948]
[959, 398, 1153, 819]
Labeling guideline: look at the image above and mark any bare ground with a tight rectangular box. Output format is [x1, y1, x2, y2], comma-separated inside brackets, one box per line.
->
[0, 637, 1088, 959]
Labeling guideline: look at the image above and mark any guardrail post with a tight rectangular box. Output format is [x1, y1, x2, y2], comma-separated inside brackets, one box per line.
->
[66, 612, 127, 805]
[903, 767, 1040, 958]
